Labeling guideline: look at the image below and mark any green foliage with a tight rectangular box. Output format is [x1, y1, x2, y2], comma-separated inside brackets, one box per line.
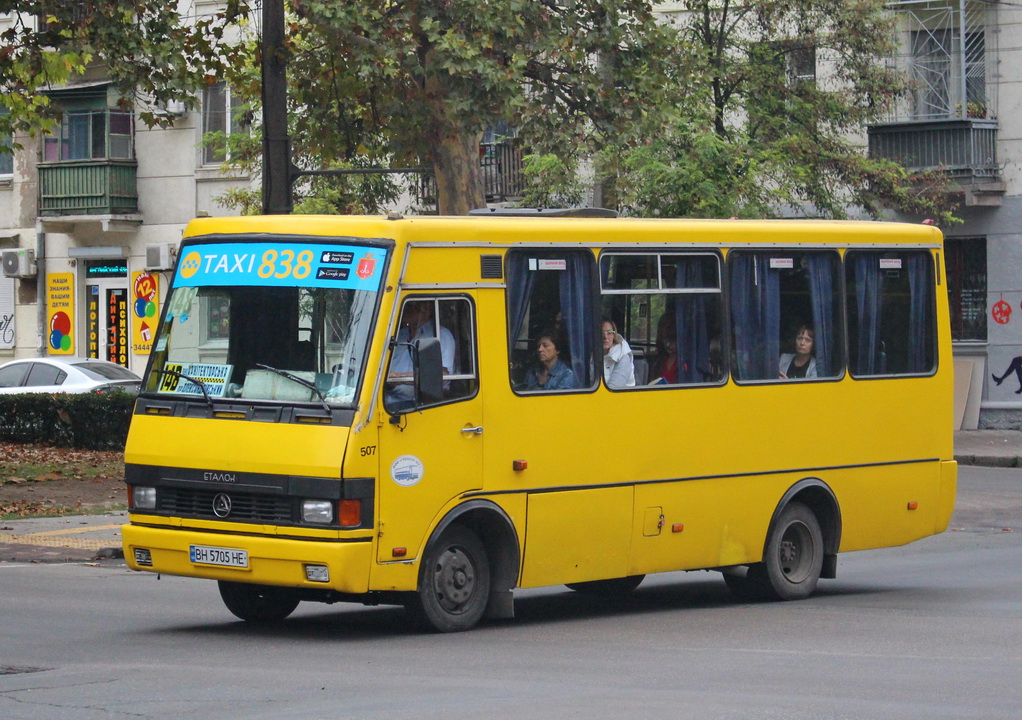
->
[0, 392, 136, 450]
[0, 1, 251, 150]
[520, 154, 587, 209]
[239, 0, 677, 214]
[538, 0, 960, 225]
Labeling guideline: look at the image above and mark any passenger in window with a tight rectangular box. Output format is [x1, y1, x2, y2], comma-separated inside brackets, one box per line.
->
[779, 324, 818, 380]
[649, 313, 680, 384]
[387, 301, 455, 404]
[524, 330, 575, 391]
[601, 317, 635, 388]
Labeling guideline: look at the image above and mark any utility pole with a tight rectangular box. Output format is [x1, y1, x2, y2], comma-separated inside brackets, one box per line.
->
[262, 0, 293, 214]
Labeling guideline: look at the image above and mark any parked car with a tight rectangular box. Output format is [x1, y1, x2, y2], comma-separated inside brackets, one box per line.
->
[0, 357, 142, 395]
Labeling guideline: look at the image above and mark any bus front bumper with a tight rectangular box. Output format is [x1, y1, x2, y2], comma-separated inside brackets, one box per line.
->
[122, 521, 373, 594]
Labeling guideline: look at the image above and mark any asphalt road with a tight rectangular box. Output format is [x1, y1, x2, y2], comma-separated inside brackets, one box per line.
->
[1, 465, 1020, 720]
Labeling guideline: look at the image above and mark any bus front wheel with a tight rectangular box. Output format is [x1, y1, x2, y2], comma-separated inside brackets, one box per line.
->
[761, 501, 824, 601]
[218, 581, 300, 623]
[408, 525, 491, 633]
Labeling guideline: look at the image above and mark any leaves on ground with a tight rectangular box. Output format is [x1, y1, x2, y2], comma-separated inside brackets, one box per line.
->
[0, 443, 125, 519]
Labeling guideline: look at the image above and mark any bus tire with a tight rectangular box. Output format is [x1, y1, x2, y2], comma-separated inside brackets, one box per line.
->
[761, 501, 824, 601]
[565, 575, 645, 596]
[408, 524, 491, 633]
[218, 581, 300, 623]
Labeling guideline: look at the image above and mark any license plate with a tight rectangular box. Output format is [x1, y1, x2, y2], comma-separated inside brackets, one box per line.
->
[190, 545, 249, 568]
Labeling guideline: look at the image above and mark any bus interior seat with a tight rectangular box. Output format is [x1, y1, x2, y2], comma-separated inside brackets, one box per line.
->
[633, 354, 649, 385]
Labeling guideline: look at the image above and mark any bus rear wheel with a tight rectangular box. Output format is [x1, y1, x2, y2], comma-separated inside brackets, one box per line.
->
[407, 525, 491, 633]
[761, 501, 824, 601]
[565, 575, 645, 596]
[218, 581, 300, 623]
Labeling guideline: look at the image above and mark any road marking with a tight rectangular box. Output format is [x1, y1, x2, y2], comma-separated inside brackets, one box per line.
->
[0, 527, 120, 551]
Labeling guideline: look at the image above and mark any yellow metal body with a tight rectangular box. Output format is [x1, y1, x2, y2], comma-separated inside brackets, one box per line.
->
[123, 215, 957, 597]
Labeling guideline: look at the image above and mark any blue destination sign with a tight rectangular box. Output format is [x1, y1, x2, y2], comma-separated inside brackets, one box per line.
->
[175, 242, 386, 290]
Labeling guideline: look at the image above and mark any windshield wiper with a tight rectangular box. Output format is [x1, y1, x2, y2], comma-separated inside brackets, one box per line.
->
[153, 368, 214, 408]
[255, 363, 332, 413]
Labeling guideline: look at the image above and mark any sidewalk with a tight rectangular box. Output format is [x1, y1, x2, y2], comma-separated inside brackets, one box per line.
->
[1, 431, 1020, 564]
[0, 511, 126, 564]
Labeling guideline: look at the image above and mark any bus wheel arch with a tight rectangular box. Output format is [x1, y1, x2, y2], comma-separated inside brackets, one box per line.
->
[410, 500, 520, 631]
[723, 479, 841, 603]
[770, 478, 842, 580]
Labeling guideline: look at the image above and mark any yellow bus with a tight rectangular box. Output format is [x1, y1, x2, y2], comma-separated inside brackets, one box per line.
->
[122, 213, 957, 632]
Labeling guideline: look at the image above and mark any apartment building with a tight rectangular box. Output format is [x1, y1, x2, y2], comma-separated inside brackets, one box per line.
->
[868, 0, 1022, 428]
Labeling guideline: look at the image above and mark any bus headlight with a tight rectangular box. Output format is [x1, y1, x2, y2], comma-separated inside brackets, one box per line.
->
[132, 486, 157, 510]
[301, 500, 334, 524]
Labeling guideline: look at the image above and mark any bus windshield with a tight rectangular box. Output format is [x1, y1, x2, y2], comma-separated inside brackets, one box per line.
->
[143, 240, 387, 406]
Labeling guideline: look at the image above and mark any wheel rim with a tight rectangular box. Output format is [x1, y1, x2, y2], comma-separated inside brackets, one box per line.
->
[431, 545, 477, 614]
[777, 521, 816, 584]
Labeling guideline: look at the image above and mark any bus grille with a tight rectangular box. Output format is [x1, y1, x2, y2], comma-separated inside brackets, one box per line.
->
[158, 488, 293, 523]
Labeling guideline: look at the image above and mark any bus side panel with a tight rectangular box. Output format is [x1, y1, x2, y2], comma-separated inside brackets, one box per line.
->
[831, 461, 944, 552]
[630, 479, 774, 575]
[520, 487, 633, 588]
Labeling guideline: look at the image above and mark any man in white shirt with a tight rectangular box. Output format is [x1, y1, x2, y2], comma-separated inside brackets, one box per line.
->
[386, 300, 455, 407]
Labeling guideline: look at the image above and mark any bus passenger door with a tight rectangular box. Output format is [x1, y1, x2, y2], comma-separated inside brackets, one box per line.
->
[376, 295, 482, 564]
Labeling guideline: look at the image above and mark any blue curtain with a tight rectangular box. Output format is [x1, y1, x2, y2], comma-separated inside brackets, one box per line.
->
[559, 253, 594, 386]
[674, 259, 710, 384]
[805, 254, 837, 377]
[506, 256, 535, 352]
[852, 254, 884, 375]
[907, 254, 932, 373]
[729, 254, 780, 380]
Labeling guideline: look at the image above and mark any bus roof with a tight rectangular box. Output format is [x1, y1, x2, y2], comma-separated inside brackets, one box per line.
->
[182, 214, 945, 247]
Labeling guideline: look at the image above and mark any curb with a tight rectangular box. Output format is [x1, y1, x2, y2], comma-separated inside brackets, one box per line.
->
[0, 541, 123, 564]
[954, 455, 1021, 468]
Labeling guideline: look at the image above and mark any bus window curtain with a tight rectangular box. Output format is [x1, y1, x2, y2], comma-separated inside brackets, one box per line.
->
[558, 253, 594, 386]
[729, 254, 780, 380]
[506, 255, 535, 352]
[805, 253, 837, 377]
[853, 253, 884, 375]
[907, 253, 932, 373]
[674, 258, 710, 384]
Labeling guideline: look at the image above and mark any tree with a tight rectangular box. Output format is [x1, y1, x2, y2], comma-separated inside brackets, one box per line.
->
[0, 1, 249, 150]
[594, 0, 959, 224]
[274, 0, 676, 215]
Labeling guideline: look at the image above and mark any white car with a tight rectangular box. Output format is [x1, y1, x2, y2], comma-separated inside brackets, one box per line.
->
[0, 357, 142, 395]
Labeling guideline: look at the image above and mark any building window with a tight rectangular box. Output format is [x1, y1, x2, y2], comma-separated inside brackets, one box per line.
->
[42, 109, 134, 161]
[945, 237, 987, 342]
[1, 108, 13, 176]
[202, 82, 247, 164]
[910, 29, 986, 119]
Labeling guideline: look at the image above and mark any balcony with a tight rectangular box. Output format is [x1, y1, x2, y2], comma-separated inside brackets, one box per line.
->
[38, 159, 139, 217]
[867, 119, 1004, 205]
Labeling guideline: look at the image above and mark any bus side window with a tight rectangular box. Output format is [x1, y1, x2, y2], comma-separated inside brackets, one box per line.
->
[846, 251, 936, 376]
[600, 251, 725, 387]
[384, 296, 478, 412]
[506, 250, 597, 393]
[729, 250, 843, 382]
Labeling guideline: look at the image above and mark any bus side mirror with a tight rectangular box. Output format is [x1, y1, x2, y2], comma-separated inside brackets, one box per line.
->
[414, 337, 444, 405]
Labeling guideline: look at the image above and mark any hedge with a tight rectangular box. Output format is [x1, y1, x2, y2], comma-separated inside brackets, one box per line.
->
[0, 392, 136, 450]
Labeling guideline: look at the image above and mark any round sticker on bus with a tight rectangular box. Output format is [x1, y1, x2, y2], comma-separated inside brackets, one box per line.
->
[390, 455, 425, 487]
